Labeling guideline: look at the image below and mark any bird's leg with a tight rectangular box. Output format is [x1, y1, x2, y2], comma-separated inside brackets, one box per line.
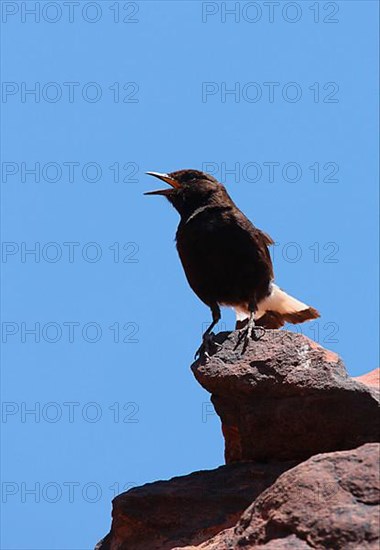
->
[246, 310, 265, 340]
[194, 304, 221, 360]
[236, 301, 265, 353]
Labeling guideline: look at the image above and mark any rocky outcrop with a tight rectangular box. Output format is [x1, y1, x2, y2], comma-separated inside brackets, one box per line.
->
[96, 461, 294, 550]
[354, 367, 380, 389]
[192, 331, 379, 462]
[96, 330, 379, 550]
[231, 443, 380, 549]
[177, 443, 380, 550]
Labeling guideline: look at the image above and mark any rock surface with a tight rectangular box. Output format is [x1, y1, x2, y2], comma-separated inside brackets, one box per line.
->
[354, 367, 380, 389]
[96, 461, 294, 550]
[192, 330, 379, 462]
[178, 443, 380, 550]
[231, 443, 380, 549]
[96, 331, 380, 550]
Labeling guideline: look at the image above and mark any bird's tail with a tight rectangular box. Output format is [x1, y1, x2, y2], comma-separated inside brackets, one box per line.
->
[235, 284, 320, 329]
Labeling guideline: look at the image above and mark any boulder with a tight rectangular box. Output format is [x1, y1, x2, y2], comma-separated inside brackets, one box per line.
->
[96, 331, 380, 550]
[192, 331, 379, 462]
[175, 444, 380, 549]
[96, 461, 293, 550]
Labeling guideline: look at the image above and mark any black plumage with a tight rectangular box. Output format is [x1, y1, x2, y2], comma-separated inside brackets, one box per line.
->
[145, 169, 319, 355]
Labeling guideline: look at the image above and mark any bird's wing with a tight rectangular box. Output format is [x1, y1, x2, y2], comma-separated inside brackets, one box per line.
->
[258, 229, 274, 246]
[228, 212, 275, 280]
[232, 208, 274, 246]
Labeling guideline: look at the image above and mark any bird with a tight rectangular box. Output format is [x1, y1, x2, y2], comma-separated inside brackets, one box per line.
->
[145, 169, 320, 356]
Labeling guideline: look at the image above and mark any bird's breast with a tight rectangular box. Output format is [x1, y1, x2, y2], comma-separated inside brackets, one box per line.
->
[175, 215, 271, 306]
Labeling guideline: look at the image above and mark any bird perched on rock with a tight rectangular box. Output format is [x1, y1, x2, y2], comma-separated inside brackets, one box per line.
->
[145, 169, 319, 356]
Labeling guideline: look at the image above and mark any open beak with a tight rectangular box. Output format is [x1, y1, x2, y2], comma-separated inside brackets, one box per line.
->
[144, 171, 181, 195]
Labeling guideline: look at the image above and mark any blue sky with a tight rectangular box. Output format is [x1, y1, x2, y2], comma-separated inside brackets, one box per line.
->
[1, 1, 378, 548]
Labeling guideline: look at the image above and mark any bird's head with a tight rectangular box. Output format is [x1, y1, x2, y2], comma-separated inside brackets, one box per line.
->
[145, 169, 231, 218]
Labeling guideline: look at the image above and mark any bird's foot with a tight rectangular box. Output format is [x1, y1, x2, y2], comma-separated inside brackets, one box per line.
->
[235, 325, 266, 353]
[194, 332, 221, 360]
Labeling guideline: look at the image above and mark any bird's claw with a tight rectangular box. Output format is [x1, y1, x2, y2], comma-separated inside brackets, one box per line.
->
[194, 332, 221, 360]
[235, 325, 266, 353]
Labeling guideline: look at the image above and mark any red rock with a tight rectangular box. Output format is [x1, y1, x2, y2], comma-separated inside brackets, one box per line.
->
[354, 368, 380, 389]
[192, 331, 379, 462]
[96, 332, 380, 550]
[98, 445, 380, 550]
[96, 461, 293, 550]
[225, 443, 380, 549]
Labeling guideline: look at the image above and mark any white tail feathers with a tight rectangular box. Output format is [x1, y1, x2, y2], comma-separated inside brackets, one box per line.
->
[256, 285, 309, 316]
[234, 284, 319, 329]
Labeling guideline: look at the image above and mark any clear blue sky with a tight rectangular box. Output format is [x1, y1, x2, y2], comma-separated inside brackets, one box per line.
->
[1, 1, 378, 548]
